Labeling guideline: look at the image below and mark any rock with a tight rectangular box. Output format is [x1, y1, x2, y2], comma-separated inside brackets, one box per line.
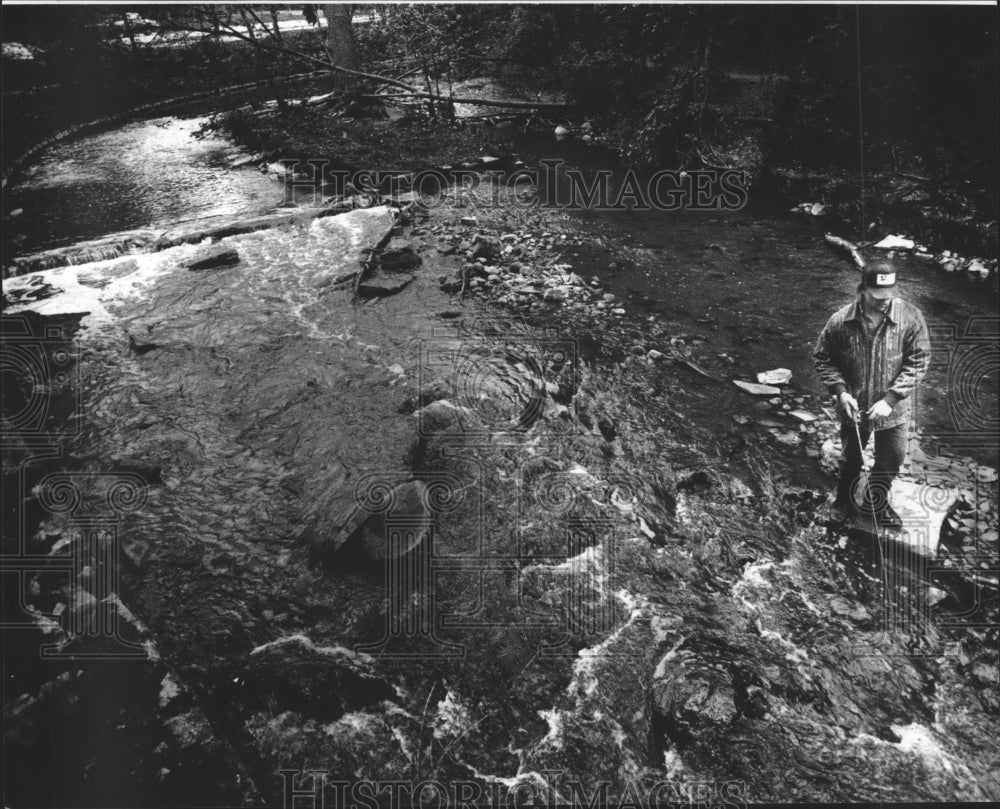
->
[357, 273, 415, 297]
[733, 380, 782, 396]
[472, 235, 500, 260]
[240, 635, 396, 720]
[880, 479, 959, 556]
[654, 662, 738, 739]
[926, 586, 948, 607]
[756, 368, 792, 386]
[460, 216, 478, 226]
[967, 259, 990, 277]
[543, 287, 568, 303]
[355, 480, 431, 561]
[975, 466, 998, 483]
[789, 409, 818, 423]
[597, 418, 617, 442]
[554, 125, 570, 138]
[379, 245, 421, 271]
[182, 247, 240, 272]
[873, 235, 915, 250]
[439, 272, 463, 293]
[647, 349, 665, 361]
[228, 154, 261, 169]
[770, 429, 801, 446]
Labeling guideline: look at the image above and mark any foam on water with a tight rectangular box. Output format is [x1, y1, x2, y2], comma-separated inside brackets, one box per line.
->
[3, 207, 396, 344]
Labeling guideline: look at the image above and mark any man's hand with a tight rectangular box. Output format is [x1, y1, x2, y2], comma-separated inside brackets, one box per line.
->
[867, 398, 894, 420]
[836, 391, 859, 422]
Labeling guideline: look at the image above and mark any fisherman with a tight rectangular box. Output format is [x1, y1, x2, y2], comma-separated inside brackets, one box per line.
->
[813, 260, 931, 527]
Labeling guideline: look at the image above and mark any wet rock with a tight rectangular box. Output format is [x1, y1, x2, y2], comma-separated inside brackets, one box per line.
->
[414, 399, 473, 435]
[653, 660, 739, 747]
[357, 273, 414, 297]
[235, 636, 397, 722]
[676, 469, 712, 491]
[733, 380, 782, 396]
[248, 708, 410, 784]
[379, 244, 421, 272]
[183, 247, 240, 272]
[315, 479, 431, 563]
[397, 381, 451, 415]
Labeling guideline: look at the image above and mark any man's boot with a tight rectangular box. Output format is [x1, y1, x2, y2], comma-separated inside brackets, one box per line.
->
[860, 481, 902, 530]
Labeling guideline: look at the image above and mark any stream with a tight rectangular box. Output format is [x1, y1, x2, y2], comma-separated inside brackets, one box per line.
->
[2, 105, 998, 806]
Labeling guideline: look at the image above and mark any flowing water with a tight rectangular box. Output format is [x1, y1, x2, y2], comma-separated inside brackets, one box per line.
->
[2, 107, 998, 805]
[5, 115, 294, 259]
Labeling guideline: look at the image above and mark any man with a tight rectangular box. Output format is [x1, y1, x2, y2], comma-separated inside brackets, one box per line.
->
[813, 260, 931, 527]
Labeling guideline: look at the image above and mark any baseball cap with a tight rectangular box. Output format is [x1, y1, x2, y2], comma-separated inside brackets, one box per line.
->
[862, 263, 898, 298]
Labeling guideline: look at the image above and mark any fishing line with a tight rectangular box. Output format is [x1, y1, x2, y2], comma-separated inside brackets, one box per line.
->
[854, 420, 887, 577]
[855, 6, 866, 247]
[853, 10, 889, 588]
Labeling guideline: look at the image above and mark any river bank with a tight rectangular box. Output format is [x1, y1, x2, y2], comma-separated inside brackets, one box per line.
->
[205, 76, 999, 263]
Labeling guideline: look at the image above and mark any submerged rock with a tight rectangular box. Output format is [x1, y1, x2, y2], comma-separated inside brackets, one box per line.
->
[236, 635, 397, 721]
[183, 247, 240, 272]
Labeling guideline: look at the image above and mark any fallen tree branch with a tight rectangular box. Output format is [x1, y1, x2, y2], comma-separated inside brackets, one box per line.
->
[824, 233, 866, 270]
[353, 216, 397, 303]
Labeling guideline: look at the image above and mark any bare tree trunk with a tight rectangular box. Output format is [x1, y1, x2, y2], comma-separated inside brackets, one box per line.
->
[121, 12, 138, 52]
[322, 4, 358, 89]
[239, 6, 285, 111]
[268, 5, 283, 43]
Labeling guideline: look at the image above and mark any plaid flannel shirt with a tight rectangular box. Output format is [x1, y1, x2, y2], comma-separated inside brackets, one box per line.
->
[813, 295, 931, 430]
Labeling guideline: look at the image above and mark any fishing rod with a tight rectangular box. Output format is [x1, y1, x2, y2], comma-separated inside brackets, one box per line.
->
[853, 417, 887, 574]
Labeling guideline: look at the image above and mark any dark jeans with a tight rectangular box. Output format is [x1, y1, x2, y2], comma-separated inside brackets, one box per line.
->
[836, 421, 908, 513]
